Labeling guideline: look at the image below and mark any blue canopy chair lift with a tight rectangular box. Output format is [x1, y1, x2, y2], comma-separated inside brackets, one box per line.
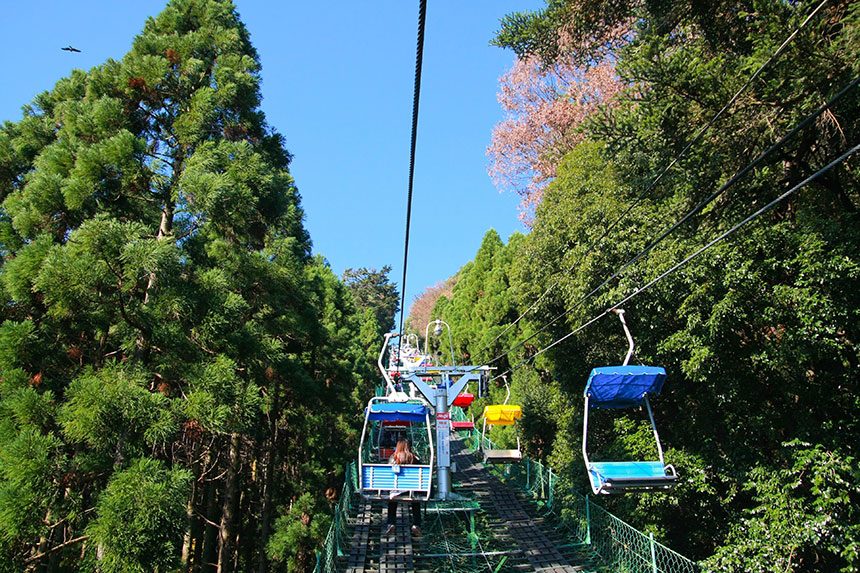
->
[358, 397, 434, 500]
[582, 309, 678, 494]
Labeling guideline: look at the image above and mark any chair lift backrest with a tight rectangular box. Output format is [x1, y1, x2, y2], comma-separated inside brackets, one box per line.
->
[583, 365, 667, 409]
[483, 404, 523, 425]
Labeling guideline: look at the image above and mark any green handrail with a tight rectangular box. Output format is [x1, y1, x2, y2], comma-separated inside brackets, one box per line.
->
[314, 462, 357, 573]
[464, 429, 700, 573]
[315, 427, 699, 573]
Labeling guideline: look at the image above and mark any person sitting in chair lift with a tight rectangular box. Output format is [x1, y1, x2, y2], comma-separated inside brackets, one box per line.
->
[385, 439, 422, 536]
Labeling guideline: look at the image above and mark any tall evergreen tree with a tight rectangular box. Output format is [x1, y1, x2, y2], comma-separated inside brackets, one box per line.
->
[342, 265, 399, 334]
[0, 1, 375, 571]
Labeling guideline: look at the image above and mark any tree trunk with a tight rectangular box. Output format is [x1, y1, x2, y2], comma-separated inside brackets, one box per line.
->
[144, 151, 181, 305]
[143, 199, 175, 304]
[182, 439, 204, 570]
[181, 472, 196, 567]
[217, 433, 241, 573]
[201, 478, 219, 572]
[257, 382, 280, 573]
[35, 509, 51, 572]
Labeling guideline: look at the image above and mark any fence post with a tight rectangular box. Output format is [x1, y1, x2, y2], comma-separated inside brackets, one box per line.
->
[585, 496, 591, 545]
[548, 468, 554, 510]
[526, 457, 531, 490]
[650, 532, 658, 573]
[334, 510, 342, 557]
[540, 463, 545, 499]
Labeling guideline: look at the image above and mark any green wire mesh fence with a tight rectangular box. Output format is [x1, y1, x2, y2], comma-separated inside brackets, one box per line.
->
[463, 420, 700, 573]
[586, 499, 700, 573]
[315, 462, 358, 573]
[315, 408, 699, 573]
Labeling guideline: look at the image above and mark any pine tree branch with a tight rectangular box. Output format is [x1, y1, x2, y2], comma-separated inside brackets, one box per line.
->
[195, 510, 221, 529]
[23, 535, 89, 565]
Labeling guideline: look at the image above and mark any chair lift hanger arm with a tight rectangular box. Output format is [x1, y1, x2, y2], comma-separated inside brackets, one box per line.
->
[379, 332, 398, 395]
[611, 308, 634, 366]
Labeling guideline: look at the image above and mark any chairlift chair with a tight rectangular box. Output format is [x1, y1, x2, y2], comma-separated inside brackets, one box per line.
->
[480, 380, 523, 464]
[448, 386, 476, 431]
[450, 394, 476, 431]
[582, 310, 678, 494]
[358, 397, 434, 500]
[451, 419, 475, 431]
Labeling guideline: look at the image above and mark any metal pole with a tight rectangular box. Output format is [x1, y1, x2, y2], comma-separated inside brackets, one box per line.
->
[435, 375, 451, 499]
[612, 309, 635, 366]
[585, 496, 591, 545]
[526, 457, 530, 490]
[540, 463, 545, 499]
[643, 395, 666, 465]
[650, 532, 658, 573]
[548, 468, 554, 509]
[378, 333, 398, 394]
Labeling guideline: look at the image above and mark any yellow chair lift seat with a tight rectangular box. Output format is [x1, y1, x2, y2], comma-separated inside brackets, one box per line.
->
[481, 405, 523, 463]
[483, 405, 522, 426]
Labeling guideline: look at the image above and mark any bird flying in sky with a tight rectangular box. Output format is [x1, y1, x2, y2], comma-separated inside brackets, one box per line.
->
[61, 46, 81, 53]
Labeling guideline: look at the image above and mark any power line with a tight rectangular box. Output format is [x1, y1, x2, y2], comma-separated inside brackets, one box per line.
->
[476, 75, 858, 371]
[474, 0, 832, 359]
[396, 0, 428, 364]
[490, 142, 859, 382]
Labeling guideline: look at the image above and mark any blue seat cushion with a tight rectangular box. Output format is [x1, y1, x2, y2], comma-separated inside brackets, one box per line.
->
[588, 461, 675, 491]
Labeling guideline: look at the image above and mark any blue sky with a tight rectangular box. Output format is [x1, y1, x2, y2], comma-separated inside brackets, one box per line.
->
[0, 0, 542, 318]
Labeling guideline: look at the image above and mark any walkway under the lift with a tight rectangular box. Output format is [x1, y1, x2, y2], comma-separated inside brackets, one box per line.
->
[342, 438, 599, 573]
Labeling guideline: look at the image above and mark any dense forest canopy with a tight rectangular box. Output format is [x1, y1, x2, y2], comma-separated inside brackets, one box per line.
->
[417, 0, 859, 571]
[0, 0, 397, 571]
[0, 0, 857, 571]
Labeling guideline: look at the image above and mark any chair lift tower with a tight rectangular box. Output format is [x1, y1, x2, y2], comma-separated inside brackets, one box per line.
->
[382, 321, 492, 500]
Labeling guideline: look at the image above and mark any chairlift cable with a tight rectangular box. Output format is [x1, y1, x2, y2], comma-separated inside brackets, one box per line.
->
[474, 0, 832, 360]
[490, 141, 859, 382]
[396, 0, 428, 366]
[475, 75, 858, 373]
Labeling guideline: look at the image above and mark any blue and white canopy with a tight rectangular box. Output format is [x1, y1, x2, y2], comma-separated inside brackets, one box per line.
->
[367, 402, 428, 423]
[584, 366, 667, 409]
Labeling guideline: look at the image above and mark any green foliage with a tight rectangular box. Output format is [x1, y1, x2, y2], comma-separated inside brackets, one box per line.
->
[0, 0, 384, 569]
[430, 229, 522, 367]
[86, 458, 191, 573]
[342, 266, 399, 333]
[704, 442, 859, 572]
[437, 0, 860, 566]
[0, 427, 64, 543]
[493, 0, 636, 63]
[267, 493, 331, 572]
[0, 320, 36, 373]
[60, 364, 170, 463]
[492, 0, 569, 61]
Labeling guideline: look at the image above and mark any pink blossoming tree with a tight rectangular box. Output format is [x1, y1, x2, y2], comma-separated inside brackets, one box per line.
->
[488, 34, 625, 222]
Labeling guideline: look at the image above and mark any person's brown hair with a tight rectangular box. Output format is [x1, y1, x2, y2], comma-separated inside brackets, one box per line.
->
[393, 439, 414, 464]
